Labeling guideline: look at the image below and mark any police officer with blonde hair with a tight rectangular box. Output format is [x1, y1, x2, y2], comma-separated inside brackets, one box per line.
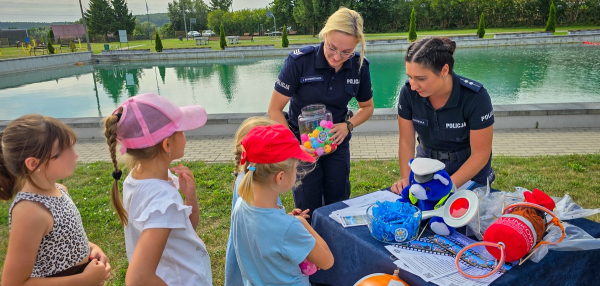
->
[391, 37, 496, 195]
[268, 7, 374, 223]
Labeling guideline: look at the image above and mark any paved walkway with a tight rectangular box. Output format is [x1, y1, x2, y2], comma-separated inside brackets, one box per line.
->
[74, 128, 600, 163]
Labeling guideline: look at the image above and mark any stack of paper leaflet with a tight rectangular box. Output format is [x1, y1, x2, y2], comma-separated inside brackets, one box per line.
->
[330, 190, 401, 227]
[386, 232, 511, 286]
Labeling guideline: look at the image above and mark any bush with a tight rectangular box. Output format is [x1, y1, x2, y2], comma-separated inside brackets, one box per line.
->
[47, 36, 55, 54]
[408, 8, 417, 42]
[219, 23, 226, 50]
[69, 41, 77, 52]
[477, 12, 485, 38]
[545, 2, 556, 33]
[48, 29, 54, 44]
[282, 25, 289, 48]
[155, 31, 163, 52]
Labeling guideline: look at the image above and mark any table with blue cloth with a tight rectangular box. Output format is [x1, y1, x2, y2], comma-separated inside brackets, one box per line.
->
[309, 188, 600, 286]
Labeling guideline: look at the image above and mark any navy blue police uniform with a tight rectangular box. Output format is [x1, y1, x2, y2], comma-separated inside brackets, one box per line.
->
[274, 42, 373, 222]
[397, 73, 496, 185]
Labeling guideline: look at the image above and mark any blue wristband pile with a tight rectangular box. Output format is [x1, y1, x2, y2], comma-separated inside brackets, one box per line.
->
[367, 201, 422, 244]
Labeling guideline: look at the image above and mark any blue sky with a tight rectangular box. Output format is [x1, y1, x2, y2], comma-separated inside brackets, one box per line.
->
[0, 0, 272, 22]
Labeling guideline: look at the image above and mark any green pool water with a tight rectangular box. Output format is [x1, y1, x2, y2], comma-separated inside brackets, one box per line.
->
[1, 44, 599, 120]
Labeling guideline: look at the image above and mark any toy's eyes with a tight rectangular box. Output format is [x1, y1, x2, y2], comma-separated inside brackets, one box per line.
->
[425, 187, 430, 191]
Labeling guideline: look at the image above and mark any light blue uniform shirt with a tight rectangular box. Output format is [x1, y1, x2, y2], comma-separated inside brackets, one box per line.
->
[232, 198, 316, 286]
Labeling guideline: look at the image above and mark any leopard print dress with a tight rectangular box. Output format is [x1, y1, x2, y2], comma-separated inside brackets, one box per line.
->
[9, 185, 91, 277]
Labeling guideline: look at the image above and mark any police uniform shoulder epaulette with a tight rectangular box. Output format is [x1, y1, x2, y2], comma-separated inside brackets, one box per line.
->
[289, 46, 315, 59]
[457, 75, 483, 93]
[354, 52, 370, 65]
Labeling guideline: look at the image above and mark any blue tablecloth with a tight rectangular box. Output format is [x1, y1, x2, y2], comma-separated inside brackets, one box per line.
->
[309, 188, 600, 286]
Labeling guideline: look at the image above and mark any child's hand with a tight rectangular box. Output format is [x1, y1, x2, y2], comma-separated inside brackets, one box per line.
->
[83, 259, 110, 285]
[289, 208, 310, 219]
[89, 243, 109, 264]
[100, 262, 111, 285]
[300, 145, 320, 159]
[170, 164, 197, 199]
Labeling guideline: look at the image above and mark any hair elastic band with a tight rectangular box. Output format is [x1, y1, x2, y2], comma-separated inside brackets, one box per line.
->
[248, 166, 256, 172]
[112, 170, 123, 180]
[115, 113, 122, 122]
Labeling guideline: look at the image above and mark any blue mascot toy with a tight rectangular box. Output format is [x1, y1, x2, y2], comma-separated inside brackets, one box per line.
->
[398, 158, 456, 235]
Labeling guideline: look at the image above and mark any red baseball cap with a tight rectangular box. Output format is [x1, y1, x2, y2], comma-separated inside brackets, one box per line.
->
[241, 124, 315, 165]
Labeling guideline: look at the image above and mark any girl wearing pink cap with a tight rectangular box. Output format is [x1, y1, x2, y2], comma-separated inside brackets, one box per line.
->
[231, 124, 334, 285]
[103, 93, 211, 286]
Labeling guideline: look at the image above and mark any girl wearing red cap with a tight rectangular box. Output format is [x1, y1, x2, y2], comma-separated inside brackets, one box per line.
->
[231, 124, 334, 285]
[103, 94, 212, 285]
[226, 117, 311, 286]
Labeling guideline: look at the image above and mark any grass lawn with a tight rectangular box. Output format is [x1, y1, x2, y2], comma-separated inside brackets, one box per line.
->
[0, 154, 599, 285]
[1, 25, 598, 60]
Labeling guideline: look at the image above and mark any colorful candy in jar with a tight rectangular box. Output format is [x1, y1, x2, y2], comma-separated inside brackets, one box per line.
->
[299, 119, 336, 156]
[301, 134, 309, 142]
[303, 141, 312, 149]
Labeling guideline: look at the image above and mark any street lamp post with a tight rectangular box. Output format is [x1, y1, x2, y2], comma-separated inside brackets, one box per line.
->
[266, 11, 276, 34]
[78, 0, 92, 52]
[182, 2, 188, 40]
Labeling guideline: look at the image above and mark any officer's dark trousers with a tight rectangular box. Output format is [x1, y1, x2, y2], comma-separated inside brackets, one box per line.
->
[293, 138, 351, 225]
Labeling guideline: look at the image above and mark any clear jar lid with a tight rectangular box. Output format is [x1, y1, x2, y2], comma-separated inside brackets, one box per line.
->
[300, 104, 327, 117]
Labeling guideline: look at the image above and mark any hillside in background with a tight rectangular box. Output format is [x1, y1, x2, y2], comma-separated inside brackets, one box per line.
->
[134, 13, 170, 27]
[0, 13, 169, 30]
[0, 22, 71, 30]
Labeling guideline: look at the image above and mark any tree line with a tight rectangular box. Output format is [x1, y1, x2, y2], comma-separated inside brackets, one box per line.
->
[85, 0, 136, 40]
[71, 0, 600, 42]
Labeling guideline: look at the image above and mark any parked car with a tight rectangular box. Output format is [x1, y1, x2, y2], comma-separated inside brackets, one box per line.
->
[202, 30, 216, 37]
[187, 31, 201, 37]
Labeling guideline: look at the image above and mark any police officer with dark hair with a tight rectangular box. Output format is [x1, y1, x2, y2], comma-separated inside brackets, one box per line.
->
[391, 37, 495, 194]
[268, 7, 374, 223]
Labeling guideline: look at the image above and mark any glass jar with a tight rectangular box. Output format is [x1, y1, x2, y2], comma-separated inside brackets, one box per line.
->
[366, 201, 422, 244]
[298, 104, 336, 156]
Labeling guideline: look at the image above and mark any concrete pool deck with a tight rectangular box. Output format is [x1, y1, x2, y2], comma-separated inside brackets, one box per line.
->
[71, 127, 600, 163]
[2, 102, 599, 163]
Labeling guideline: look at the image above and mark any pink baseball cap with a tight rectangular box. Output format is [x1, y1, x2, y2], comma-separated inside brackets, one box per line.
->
[113, 93, 207, 154]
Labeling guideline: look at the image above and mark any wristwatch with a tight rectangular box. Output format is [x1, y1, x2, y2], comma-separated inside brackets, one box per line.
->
[345, 120, 354, 132]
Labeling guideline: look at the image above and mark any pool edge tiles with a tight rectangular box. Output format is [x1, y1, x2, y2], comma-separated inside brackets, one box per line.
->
[90, 34, 600, 63]
[2, 103, 599, 137]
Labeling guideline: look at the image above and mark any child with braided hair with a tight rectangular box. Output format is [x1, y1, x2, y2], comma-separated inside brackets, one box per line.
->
[225, 116, 311, 285]
[231, 124, 333, 285]
[1, 115, 110, 286]
[103, 93, 211, 285]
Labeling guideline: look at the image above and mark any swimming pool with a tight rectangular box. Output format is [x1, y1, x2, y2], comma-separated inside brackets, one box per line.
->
[1, 44, 599, 120]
